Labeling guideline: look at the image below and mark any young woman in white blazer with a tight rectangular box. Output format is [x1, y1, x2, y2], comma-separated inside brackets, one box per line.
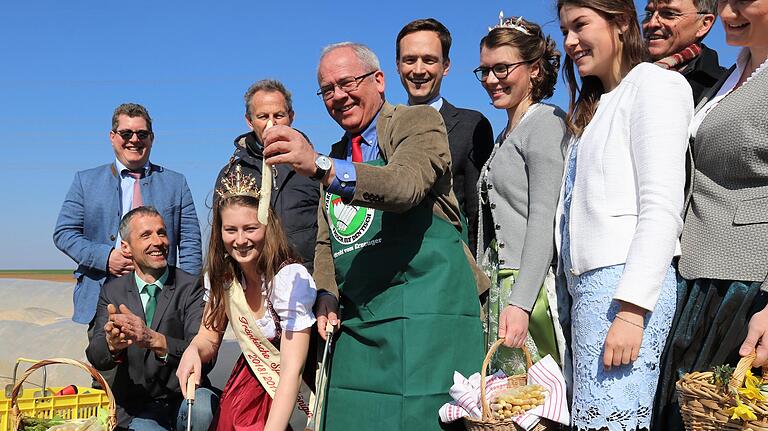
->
[557, 0, 693, 429]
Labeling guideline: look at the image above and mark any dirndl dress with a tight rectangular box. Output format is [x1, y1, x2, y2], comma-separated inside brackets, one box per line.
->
[651, 278, 768, 430]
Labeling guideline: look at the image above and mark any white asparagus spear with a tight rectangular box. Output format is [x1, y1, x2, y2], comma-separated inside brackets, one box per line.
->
[258, 120, 274, 225]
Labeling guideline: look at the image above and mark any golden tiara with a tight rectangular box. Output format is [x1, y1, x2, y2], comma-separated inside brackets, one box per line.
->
[216, 165, 261, 200]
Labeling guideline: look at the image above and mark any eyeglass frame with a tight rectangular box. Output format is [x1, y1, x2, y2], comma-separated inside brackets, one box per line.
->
[473, 61, 531, 82]
[641, 8, 710, 22]
[316, 70, 378, 100]
[114, 129, 153, 140]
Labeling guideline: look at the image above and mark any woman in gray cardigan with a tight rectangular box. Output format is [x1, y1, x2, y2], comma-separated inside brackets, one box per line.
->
[653, 1, 768, 428]
[474, 16, 569, 372]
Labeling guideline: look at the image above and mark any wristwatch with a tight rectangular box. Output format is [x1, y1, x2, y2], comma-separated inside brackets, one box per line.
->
[311, 154, 332, 181]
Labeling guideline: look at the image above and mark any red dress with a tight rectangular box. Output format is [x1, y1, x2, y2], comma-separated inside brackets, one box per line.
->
[210, 301, 293, 431]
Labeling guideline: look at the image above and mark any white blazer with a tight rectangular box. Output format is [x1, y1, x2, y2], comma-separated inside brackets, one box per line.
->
[555, 62, 693, 312]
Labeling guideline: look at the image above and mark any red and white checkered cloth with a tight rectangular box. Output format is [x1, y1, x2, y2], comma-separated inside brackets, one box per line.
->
[439, 355, 570, 430]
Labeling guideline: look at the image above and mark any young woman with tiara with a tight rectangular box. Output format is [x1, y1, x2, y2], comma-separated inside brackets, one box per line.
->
[474, 13, 569, 373]
[177, 166, 316, 431]
[557, 0, 693, 428]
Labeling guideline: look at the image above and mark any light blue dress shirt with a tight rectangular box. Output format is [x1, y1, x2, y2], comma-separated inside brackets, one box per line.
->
[327, 112, 381, 200]
[115, 159, 151, 245]
[411, 95, 443, 111]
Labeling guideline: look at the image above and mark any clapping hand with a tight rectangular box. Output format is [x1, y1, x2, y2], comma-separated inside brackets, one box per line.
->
[110, 304, 153, 348]
[104, 303, 131, 352]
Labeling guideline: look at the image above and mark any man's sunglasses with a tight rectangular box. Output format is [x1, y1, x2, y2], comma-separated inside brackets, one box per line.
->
[115, 129, 152, 140]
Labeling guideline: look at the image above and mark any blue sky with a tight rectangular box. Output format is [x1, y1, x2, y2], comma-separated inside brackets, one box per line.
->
[0, 1, 738, 270]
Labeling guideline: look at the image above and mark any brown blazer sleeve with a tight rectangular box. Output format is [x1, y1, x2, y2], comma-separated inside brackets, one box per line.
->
[312, 187, 338, 297]
[349, 104, 451, 213]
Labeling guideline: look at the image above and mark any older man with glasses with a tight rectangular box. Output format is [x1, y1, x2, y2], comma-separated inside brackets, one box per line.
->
[261, 42, 487, 431]
[54, 103, 202, 332]
[643, 0, 727, 104]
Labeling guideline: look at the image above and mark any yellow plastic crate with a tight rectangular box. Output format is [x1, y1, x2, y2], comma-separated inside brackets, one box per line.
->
[1, 358, 114, 431]
[0, 387, 109, 431]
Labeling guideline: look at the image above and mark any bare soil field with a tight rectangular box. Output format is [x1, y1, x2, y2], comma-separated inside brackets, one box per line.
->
[0, 270, 73, 283]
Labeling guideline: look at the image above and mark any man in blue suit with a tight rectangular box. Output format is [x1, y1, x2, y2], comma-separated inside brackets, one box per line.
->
[54, 103, 202, 326]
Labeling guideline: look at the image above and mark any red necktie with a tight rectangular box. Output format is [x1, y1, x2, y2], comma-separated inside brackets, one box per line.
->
[127, 171, 143, 209]
[350, 135, 363, 163]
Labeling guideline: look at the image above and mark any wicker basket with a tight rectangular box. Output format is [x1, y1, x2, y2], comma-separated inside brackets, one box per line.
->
[10, 358, 116, 431]
[678, 351, 768, 430]
[463, 339, 552, 431]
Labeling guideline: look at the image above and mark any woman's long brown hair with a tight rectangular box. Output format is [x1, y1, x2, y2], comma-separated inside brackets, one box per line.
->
[203, 195, 299, 332]
[557, 0, 650, 135]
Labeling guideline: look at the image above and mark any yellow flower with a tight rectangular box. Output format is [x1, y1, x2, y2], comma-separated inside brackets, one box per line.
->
[738, 370, 766, 401]
[745, 370, 761, 389]
[728, 402, 758, 421]
[739, 385, 766, 401]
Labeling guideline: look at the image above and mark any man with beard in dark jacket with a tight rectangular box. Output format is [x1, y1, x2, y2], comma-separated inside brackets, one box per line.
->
[215, 80, 319, 271]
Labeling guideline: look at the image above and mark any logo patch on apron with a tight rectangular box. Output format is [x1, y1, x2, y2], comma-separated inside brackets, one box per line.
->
[326, 194, 375, 245]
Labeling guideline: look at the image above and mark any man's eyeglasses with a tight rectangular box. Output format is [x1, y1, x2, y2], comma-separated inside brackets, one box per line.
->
[642, 9, 709, 22]
[317, 70, 377, 100]
[115, 129, 152, 140]
[473, 61, 530, 82]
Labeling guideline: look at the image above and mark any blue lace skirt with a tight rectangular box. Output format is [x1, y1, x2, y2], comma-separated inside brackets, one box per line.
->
[565, 264, 676, 431]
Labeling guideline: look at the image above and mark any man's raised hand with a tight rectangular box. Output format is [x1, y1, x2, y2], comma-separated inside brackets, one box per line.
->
[104, 303, 131, 352]
[262, 125, 318, 178]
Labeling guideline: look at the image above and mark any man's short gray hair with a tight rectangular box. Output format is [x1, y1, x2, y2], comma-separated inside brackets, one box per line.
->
[243, 79, 293, 120]
[693, 0, 717, 14]
[318, 42, 381, 82]
[119, 206, 162, 241]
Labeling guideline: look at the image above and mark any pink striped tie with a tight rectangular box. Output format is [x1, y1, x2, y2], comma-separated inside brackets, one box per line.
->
[127, 171, 143, 209]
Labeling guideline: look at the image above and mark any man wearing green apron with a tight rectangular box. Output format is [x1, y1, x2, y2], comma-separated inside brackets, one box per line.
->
[262, 42, 487, 431]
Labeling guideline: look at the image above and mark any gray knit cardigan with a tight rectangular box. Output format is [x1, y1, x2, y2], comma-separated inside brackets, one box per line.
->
[477, 103, 569, 310]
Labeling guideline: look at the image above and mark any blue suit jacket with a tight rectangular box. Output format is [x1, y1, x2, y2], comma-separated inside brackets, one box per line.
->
[54, 162, 202, 323]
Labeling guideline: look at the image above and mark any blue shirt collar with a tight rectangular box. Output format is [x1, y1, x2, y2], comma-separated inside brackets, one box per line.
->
[346, 110, 381, 146]
[409, 94, 443, 111]
[116, 158, 151, 177]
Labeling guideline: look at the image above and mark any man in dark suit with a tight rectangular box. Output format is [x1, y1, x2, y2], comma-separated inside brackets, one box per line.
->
[54, 103, 202, 326]
[86, 206, 215, 431]
[395, 18, 494, 256]
[642, 0, 726, 105]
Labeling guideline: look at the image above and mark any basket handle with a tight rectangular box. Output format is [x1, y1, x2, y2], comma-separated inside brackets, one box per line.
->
[10, 358, 117, 431]
[479, 339, 532, 422]
[730, 351, 768, 392]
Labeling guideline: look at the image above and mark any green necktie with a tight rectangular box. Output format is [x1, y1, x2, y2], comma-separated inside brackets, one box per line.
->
[144, 284, 159, 326]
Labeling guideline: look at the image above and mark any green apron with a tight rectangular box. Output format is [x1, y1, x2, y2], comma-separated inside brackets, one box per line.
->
[321, 159, 484, 431]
